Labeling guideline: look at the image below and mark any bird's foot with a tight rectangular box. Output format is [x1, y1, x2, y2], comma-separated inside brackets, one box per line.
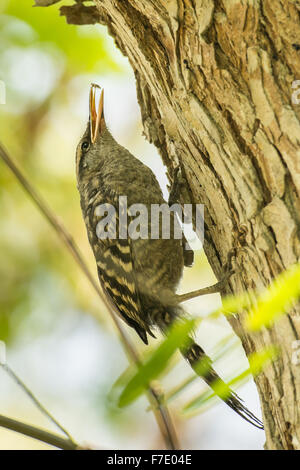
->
[175, 249, 236, 303]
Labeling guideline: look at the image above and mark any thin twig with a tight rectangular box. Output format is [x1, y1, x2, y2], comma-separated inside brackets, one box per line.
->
[2, 363, 75, 443]
[147, 388, 179, 449]
[0, 414, 78, 450]
[0, 142, 178, 450]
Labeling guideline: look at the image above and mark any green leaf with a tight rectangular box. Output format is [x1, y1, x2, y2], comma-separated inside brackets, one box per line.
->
[118, 318, 197, 407]
[165, 375, 197, 403]
[165, 334, 238, 403]
[248, 346, 279, 374]
[108, 364, 136, 402]
[209, 290, 256, 319]
[246, 264, 300, 331]
[183, 346, 277, 415]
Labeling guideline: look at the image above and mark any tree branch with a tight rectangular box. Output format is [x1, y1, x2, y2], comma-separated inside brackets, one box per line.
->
[2, 363, 75, 442]
[0, 414, 78, 450]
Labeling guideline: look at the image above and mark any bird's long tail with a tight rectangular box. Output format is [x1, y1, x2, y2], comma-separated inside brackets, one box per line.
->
[155, 307, 263, 430]
[181, 339, 264, 429]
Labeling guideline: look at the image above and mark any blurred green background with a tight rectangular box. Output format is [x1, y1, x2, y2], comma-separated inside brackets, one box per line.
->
[0, 0, 264, 449]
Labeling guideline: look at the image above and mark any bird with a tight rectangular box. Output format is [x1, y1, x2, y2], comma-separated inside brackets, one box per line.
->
[75, 83, 263, 430]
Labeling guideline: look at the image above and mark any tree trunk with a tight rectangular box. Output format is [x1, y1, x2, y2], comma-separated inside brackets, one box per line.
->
[56, 0, 300, 449]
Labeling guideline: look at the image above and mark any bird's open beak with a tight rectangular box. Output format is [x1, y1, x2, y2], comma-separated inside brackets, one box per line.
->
[89, 83, 104, 144]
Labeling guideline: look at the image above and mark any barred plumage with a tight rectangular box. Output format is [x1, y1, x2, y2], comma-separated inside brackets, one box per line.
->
[75, 84, 263, 430]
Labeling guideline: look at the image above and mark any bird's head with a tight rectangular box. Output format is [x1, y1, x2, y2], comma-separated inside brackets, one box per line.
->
[76, 83, 109, 181]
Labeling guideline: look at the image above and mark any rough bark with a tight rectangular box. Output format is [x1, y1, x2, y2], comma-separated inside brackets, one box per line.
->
[54, 0, 300, 449]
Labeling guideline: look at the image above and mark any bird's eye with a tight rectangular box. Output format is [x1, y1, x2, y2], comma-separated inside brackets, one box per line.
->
[81, 141, 90, 151]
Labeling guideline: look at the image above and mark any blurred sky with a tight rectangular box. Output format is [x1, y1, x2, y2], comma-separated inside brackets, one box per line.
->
[0, 0, 264, 450]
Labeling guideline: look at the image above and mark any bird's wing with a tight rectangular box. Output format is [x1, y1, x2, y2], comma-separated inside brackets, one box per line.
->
[89, 189, 152, 344]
